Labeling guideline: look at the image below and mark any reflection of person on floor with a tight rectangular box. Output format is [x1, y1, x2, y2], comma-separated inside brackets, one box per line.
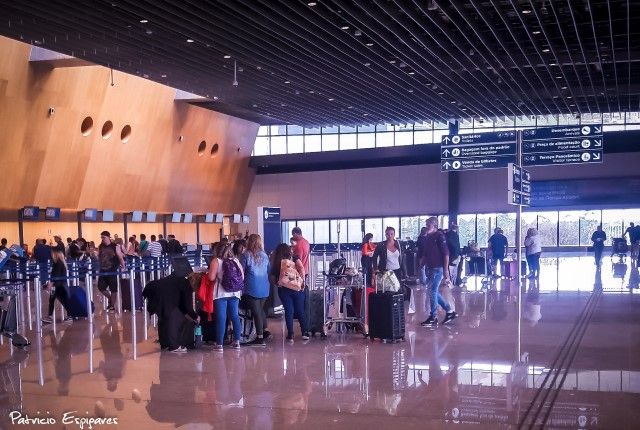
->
[143, 272, 199, 352]
[591, 226, 607, 267]
[523, 279, 541, 326]
[99, 321, 125, 392]
[628, 266, 640, 289]
[241, 350, 273, 430]
[416, 332, 459, 418]
[272, 364, 312, 427]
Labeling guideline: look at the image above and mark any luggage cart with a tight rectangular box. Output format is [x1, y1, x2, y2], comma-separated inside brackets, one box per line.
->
[323, 267, 367, 336]
[323, 344, 370, 411]
[0, 280, 30, 348]
[611, 237, 628, 263]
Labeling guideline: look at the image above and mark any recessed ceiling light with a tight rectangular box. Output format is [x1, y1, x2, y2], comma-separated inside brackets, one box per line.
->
[437, 91, 444, 95]
[341, 25, 350, 30]
[213, 96, 219, 100]
[365, 42, 374, 47]
[161, 74, 167, 78]
[408, 89, 414, 93]
[566, 96, 573, 99]
[408, 71, 415, 75]
[307, 1, 317, 6]
[569, 103, 576, 106]
[363, 113, 369, 116]
[224, 54, 231, 59]
[561, 86, 568, 89]
[556, 75, 563, 79]
[309, 90, 315, 94]
[389, 59, 396, 64]
[542, 48, 550, 53]
[549, 62, 557, 66]
[186, 38, 194, 43]
[364, 62, 371, 66]
[284, 80, 290, 84]
[522, 9, 531, 14]
[139, 19, 148, 23]
[354, 29, 362, 36]
[252, 104, 258, 108]
[328, 98, 335, 101]
[347, 106, 353, 109]
[533, 30, 541, 35]
[450, 100, 456, 104]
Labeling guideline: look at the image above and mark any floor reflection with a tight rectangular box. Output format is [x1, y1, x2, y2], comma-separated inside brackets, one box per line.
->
[0, 255, 639, 428]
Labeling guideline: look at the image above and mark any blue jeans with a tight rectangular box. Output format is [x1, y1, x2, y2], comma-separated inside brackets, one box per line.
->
[419, 265, 427, 285]
[214, 297, 241, 345]
[426, 267, 451, 318]
[278, 287, 308, 338]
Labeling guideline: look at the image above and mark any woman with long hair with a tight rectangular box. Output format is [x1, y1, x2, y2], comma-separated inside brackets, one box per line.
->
[241, 234, 271, 346]
[270, 243, 309, 343]
[42, 248, 72, 323]
[372, 226, 404, 281]
[208, 242, 243, 352]
[361, 233, 376, 286]
[524, 228, 542, 278]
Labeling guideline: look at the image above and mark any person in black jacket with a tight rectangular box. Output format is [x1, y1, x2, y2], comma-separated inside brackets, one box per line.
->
[445, 222, 462, 287]
[42, 249, 72, 324]
[372, 226, 404, 281]
[143, 272, 199, 353]
[166, 235, 184, 255]
[158, 234, 169, 254]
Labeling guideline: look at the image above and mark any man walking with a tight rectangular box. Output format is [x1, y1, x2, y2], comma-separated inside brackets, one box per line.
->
[421, 217, 457, 327]
[291, 227, 310, 274]
[591, 225, 607, 267]
[488, 228, 508, 277]
[98, 231, 125, 311]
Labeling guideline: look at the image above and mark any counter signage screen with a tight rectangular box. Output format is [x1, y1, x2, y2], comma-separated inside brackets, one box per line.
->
[171, 212, 182, 223]
[183, 213, 193, 223]
[215, 213, 224, 223]
[45, 207, 61, 220]
[22, 206, 40, 220]
[84, 208, 98, 221]
[102, 210, 114, 222]
[232, 214, 241, 223]
[205, 213, 214, 223]
[146, 212, 156, 222]
[131, 211, 143, 222]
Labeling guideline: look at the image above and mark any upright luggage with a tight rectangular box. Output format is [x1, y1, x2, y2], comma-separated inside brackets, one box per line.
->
[67, 285, 95, 319]
[121, 277, 143, 311]
[501, 260, 527, 278]
[305, 288, 326, 337]
[466, 256, 487, 276]
[197, 310, 216, 343]
[368, 279, 405, 343]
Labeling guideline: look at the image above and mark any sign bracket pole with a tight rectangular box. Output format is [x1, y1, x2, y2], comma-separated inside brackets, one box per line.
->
[516, 130, 523, 361]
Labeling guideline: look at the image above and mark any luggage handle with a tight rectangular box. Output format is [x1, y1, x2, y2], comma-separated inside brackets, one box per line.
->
[373, 271, 387, 293]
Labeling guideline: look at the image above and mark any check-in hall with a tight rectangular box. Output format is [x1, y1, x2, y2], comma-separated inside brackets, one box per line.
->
[1, 1, 640, 429]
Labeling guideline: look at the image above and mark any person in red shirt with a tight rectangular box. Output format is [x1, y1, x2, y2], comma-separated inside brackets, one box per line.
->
[291, 227, 310, 273]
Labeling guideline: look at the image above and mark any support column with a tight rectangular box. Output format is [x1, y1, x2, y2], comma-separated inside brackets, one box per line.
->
[447, 120, 460, 225]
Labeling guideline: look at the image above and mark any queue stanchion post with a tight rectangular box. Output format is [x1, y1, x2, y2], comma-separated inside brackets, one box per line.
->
[116, 271, 123, 315]
[129, 267, 136, 313]
[17, 272, 25, 334]
[34, 270, 42, 334]
[26, 276, 33, 330]
[86, 262, 94, 325]
[142, 263, 148, 340]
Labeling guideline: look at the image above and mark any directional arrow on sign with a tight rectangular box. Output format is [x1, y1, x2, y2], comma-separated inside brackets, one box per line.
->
[442, 136, 451, 144]
[595, 126, 602, 134]
[594, 139, 602, 147]
[443, 161, 451, 170]
[442, 148, 451, 157]
[594, 152, 601, 161]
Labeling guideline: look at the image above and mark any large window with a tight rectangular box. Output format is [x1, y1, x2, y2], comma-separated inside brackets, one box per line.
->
[314, 220, 330, 244]
[330, 219, 347, 244]
[458, 214, 476, 246]
[401, 216, 421, 241]
[383, 217, 400, 239]
[537, 211, 558, 246]
[347, 219, 363, 243]
[253, 112, 640, 155]
[602, 210, 626, 245]
[496, 213, 516, 247]
[477, 214, 493, 247]
[559, 211, 581, 246]
[579, 211, 601, 246]
[364, 218, 383, 242]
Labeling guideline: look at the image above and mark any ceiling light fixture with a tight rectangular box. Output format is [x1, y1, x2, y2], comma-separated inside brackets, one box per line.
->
[213, 96, 219, 101]
[224, 54, 231, 59]
[522, 9, 531, 14]
[139, 19, 148, 23]
[365, 42, 374, 47]
[284, 80, 290, 84]
[340, 25, 350, 30]
[328, 98, 335, 101]
[354, 29, 362, 36]
[307, 1, 317, 6]
[161, 74, 167, 78]
[542, 48, 550, 53]
[408, 71, 415, 75]
[533, 30, 541, 34]
[186, 38, 194, 43]
[437, 91, 444, 95]
[566, 96, 572, 99]
[364, 62, 371, 66]
[561, 86, 568, 89]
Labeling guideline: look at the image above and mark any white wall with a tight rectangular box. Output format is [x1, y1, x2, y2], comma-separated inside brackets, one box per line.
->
[244, 163, 448, 232]
[245, 151, 640, 232]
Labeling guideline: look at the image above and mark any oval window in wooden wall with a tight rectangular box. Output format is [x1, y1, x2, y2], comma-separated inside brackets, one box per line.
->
[102, 121, 113, 139]
[121, 125, 132, 143]
[81, 116, 93, 136]
[210, 143, 219, 158]
[198, 140, 207, 156]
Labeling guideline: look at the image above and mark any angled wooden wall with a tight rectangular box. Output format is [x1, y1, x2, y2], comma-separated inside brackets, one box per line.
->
[0, 36, 258, 215]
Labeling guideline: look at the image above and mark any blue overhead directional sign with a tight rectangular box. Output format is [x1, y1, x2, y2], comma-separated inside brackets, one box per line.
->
[441, 131, 516, 172]
[522, 125, 603, 167]
[442, 155, 513, 171]
[523, 150, 602, 166]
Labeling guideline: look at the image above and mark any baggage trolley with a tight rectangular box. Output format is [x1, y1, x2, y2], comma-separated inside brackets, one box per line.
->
[611, 237, 628, 263]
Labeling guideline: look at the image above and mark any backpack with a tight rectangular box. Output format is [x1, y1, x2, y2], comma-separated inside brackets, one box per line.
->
[278, 259, 303, 291]
[221, 258, 244, 292]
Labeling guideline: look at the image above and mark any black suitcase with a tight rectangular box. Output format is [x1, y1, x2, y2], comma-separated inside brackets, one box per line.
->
[368, 290, 405, 343]
[303, 288, 326, 337]
[197, 310, 216, 342]
[121, 277, 144, 311]
[466, 256, 487, 275]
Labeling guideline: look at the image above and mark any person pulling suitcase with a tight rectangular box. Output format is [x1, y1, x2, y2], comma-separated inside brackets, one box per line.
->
[420, 217, 457, 327]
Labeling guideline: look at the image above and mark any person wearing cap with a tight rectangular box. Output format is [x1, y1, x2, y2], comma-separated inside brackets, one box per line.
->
[97, 231, 125, 311]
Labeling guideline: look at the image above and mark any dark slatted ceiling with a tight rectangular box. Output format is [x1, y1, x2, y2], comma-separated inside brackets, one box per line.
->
[0, 0, 637, 126]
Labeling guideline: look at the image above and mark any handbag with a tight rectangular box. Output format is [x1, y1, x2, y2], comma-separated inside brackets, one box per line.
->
[197, 273, 215, 320]
[376, 270, 400, 292]
[278, 259, 303, 291]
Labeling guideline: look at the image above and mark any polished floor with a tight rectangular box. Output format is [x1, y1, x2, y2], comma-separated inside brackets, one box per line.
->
[1, 254, 640, 429]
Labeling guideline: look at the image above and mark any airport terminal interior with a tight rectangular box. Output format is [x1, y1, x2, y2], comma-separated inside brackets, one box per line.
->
[1, 1, 640, 429]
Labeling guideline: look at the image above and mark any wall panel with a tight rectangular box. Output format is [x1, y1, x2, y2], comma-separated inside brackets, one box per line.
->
[0, 36, 258, 216]
[166, 223, 197, 245]
[199, 223, 222, 245]
[81, 223, 125, 245]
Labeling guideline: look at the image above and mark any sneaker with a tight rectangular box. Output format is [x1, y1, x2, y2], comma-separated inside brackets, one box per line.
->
[421, 316, 438, 327]
[301, 333, 310, 341]
[170, 346, 187, 353]
[246, 338, 266, 347]
[213, 344, 223, 353]
[232, 341, 241, 350]
[442, 311, 458, 325]
[263, 330, 273, 341]
[286, 335, 294, 344]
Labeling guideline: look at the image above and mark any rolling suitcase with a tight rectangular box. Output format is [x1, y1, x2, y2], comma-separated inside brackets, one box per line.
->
[304, 288, 326, 337]
[368, 278, 405, 343]
[466, 256, 486, 275]
[67, 285, 95, 319]
[501, 260, 527, 278]
[121, 277, 144, 311]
